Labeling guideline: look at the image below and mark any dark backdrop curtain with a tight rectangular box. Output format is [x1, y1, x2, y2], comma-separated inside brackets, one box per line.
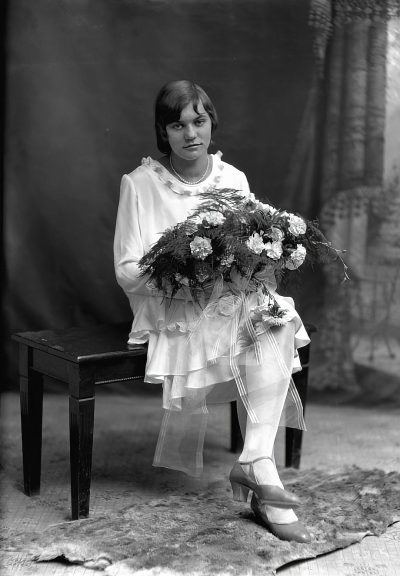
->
[4, 0, 316, 386]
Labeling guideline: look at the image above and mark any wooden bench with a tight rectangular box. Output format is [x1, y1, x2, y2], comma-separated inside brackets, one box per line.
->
[12, 322, 313, 520]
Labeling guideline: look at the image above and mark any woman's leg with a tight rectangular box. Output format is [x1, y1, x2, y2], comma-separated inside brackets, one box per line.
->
[236, 394, 298, 524]
[232, 323, 312, 540]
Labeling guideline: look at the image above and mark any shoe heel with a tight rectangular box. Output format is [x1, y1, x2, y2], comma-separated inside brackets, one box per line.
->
[231, 481, 250, 502]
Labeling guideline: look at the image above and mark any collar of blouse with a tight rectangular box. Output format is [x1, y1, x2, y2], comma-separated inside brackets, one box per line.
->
[141, 151, 225, 196]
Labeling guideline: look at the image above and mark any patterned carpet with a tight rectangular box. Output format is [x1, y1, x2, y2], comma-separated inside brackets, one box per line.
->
[2, 467, 400, 576]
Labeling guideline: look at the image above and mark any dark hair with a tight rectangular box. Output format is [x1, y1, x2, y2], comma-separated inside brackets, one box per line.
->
[154, 80, 218, 154]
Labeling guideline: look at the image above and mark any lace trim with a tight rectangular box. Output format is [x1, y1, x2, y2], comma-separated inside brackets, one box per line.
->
[141, 152, 225, 196]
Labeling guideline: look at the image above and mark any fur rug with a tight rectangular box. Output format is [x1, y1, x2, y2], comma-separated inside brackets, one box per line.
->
[2, 467, 400, 576]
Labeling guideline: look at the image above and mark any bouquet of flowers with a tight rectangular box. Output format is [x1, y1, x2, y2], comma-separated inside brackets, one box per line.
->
[139, 189, 346, 321]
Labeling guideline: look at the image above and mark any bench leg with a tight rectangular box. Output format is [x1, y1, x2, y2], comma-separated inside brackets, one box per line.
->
[285, 372, 305, 469]
[19, 345, 44, 495]
[230, 401, 243, 453]
[69, 396, 95, 520]
[285, 342, 310, 468]
[285, 428, 303, 468]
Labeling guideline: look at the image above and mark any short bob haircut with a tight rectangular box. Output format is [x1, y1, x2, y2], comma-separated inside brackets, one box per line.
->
[154, 80, 218, 155]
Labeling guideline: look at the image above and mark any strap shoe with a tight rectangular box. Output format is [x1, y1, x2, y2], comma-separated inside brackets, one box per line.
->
[229, 456, 301, 508]
[251, 493, 313, 543]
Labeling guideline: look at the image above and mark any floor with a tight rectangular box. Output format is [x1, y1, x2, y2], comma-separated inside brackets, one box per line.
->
[1, 387, 400, 576]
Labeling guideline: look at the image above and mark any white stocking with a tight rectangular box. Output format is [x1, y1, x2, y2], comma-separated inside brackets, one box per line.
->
[236, 396, 298, 524]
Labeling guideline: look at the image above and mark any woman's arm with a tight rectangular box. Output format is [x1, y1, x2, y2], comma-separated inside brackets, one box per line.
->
[240, 171, 251, 197]
[113, 174, 150, 296]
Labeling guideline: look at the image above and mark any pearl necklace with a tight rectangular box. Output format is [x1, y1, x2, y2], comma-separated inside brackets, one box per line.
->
[169, 155, 210, 185]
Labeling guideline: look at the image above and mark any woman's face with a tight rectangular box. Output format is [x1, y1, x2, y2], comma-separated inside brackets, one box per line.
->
[165, 100, 212, 162]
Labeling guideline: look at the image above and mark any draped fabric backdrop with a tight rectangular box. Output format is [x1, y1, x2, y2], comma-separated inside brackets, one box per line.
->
[4, 0, 400, 395]
[309, 0, 400, 392]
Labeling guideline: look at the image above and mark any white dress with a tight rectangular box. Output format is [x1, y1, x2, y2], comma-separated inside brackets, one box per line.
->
[114, 153, 310, 475]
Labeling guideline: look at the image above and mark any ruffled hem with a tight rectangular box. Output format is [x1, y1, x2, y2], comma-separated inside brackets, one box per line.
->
[128, 319, 191, 346]
[131, 315, 309, 344]
[128, 289, 310, 383]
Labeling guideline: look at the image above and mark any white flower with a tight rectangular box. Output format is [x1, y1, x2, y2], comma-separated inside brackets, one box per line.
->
[246, 232, 265, 255]
[286, 244, 307, 270]
[256, 201, 277, 214]
[174, 273, 189, 286]
[265, 315, 289, 327]
[243, 194, 258, 211]
[198, 211, 226, 227]
[190, 236, 213, 260]
[250, 304, 290, 328]
[264, 240, 283, 260]
[238, 191, 256, 202]
[269, 226, 284, 242]
[244, 195, 277, 215]
[220, 253, 235, 267]
[288, 214, 307, 236]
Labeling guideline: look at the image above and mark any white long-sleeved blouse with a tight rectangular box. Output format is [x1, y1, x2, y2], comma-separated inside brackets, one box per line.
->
[114, 153, 251, 343]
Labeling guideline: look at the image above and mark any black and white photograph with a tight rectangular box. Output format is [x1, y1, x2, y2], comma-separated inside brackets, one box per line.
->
[1, 1, 400, 575]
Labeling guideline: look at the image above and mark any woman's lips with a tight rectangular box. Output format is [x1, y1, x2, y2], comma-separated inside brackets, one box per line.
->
[184, 143, 202, 149]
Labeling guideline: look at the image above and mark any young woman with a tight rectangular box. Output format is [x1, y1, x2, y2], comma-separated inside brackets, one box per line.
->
[114, 80, 312, 543]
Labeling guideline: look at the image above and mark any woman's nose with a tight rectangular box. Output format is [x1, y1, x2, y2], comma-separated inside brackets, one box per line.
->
[184, 124, 196, 140]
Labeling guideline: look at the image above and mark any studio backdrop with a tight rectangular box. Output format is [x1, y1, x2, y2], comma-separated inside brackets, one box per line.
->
[4, 0, 400, 397]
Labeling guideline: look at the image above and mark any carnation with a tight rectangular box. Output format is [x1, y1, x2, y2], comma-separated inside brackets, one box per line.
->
[198, 211, 226, 227]
[264, 315, 290, 327]
[240, 191, 256, 203]
[286, 244, 307, 270]
[256, 201, 277, 214]
[250, 304, 290, 328]
[242, 193, 258, 211]
[190, 236, 213, 260]
[220, 253, 235, 267]
[245, 195, 277, 214]
[288, 214, 307, 236]
[264, 240, 283, 260]
[269, 226, 284, 242]
[246, 232, 265, 255]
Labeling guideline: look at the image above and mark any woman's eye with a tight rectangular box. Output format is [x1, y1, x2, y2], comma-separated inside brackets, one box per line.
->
[195, 119, 205, 126]
[171, 124, 183, 130]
